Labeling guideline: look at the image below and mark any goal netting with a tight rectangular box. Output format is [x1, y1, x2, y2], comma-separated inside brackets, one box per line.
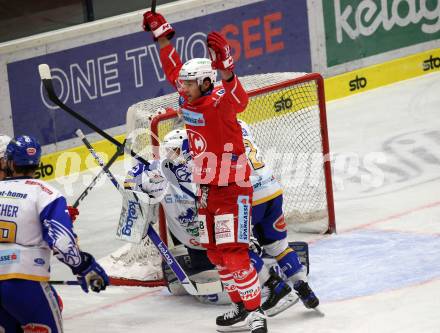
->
[100, 72, 335, 286]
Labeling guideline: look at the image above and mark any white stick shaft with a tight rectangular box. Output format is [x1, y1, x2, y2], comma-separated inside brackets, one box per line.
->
[38, 64, 52, 80]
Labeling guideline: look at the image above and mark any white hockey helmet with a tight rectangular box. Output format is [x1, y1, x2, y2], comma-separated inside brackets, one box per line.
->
[178, 58, 217, 86]
[162, 129, 189, 163]
[0, 134, 11, 159]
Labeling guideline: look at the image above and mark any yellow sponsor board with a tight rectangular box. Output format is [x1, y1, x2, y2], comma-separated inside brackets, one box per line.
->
[38, 48, 440, 180]
[240, 81, 317, 125]
[325, 48, 440, 101]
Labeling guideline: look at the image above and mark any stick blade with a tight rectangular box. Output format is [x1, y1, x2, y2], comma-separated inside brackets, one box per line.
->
[192, 279, 223, 295]
[38, 64, 52, 80]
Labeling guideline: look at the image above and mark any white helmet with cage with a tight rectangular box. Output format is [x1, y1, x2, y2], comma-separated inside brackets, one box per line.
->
[162, 129, 189, 163]
[178, 58, 217, 86]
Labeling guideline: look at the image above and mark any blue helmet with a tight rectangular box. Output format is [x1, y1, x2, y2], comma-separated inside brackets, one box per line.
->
[6, 135, 42, 166]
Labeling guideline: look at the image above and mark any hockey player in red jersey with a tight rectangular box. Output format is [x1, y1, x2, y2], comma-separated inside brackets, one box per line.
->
[143, 11, 267, 333]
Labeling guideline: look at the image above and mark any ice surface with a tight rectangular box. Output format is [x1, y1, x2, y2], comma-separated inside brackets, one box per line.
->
[49, 72, 440, 332]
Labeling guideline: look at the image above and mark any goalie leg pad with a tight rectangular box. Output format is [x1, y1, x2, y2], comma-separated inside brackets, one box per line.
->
[289, 241, 310, 275]
[195, 291, 231, 305]
[162, 248, 223, 296]
[187, 247, 215, 272]
[161, 257, 188, 296]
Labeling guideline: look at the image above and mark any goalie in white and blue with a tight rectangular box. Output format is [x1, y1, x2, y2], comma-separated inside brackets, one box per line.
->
[0, 135, 109, 333]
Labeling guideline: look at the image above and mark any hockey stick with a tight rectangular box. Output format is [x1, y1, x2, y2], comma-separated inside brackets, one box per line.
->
[38, 64, 151, 167]
[76, 129, 126, 196]
[76, 129, 223, 296]
[49, 278, 166, 287]
[72, 141, 124, 208]
[151, 0, 156, 13]
[50, 280, 81, 286]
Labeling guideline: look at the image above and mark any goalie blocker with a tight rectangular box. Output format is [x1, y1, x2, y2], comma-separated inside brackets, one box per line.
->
[163, 241, 310, 305]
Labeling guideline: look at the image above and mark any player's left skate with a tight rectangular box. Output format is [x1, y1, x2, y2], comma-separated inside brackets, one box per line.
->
[293, 280, 319, 309]
[262, 269, 299, 317]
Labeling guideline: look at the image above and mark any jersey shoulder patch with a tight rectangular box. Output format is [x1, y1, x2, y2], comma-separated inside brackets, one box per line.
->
[215, 88, 225, 96]
[24, 179, 55, 195]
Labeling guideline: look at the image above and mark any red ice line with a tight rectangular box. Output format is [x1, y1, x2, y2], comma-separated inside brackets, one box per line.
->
[65, 200, 440, 319]
[64, 288, 162, 321]
[342, 199, 440, 234]
[328, 275, 440, 304]
[307, 199, 440, 245]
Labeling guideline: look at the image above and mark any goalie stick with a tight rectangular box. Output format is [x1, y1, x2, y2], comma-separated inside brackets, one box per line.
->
[38, 64, 151, 167]
[76, 129, 223, 296]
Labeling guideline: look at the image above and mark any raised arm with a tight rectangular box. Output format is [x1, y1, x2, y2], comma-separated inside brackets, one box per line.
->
[143, 10, 182, 88]
[207, 32, 248, 112]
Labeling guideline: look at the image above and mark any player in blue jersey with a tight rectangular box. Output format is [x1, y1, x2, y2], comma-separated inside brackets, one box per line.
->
[238, 120, 319, 312]
[0, 135, 109, 333]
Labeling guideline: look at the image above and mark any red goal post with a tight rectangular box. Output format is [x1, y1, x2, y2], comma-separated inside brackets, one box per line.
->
[143, 72, 336, 238]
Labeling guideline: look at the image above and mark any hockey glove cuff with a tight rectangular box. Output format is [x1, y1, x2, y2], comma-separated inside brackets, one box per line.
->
[143, 11, 175, 41]
[71, 251, 109, 293]
[207, 31, 234, 71]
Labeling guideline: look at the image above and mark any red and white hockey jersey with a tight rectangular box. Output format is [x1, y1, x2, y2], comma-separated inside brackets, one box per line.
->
[160, 44, 251, 186]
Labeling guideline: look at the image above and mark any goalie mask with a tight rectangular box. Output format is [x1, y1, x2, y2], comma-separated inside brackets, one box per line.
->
[162, 129, 189, 164]
[178, 58, 217, 87]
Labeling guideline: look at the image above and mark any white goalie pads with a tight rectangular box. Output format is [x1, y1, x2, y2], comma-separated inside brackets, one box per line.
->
[116, 190, 159, 244]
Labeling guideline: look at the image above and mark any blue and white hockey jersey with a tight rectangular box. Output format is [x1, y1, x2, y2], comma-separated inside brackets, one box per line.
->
[238, 120, 283, 206]
[0, 177, 82, 281]
[125, 160, 203, 249]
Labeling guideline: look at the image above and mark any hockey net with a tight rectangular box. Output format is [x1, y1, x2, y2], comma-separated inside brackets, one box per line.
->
[100, 72, 335, 286]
